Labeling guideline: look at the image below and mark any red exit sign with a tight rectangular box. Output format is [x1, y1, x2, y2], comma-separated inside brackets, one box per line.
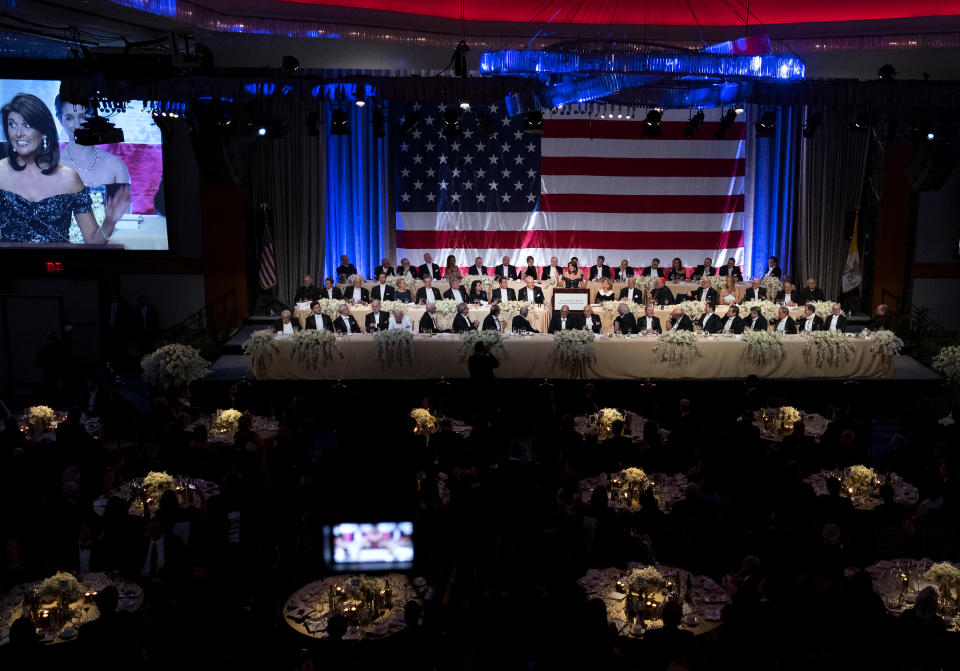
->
[45, 261, 65, 273]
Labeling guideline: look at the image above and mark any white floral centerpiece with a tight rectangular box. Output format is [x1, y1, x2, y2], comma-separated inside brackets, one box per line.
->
[679, 300, 706, 319]
[36, 571, 83, 603]
[596, 407, 625, 440]
[809, 301, 835, 319]
[741, 330, 786, 367]
[624, 467, 649, 501]
[375, 328, 415, 368]
[211, 408, 243, 435]
[243, 329, 280, 363]
[26, 405, 56, 430]
[550, 329, 597, 373]
[740, 299, 778, 321]
[433, 299, 460, 316]
[385, 275, 413, 290]
[707, 275, 730, 290]
[869, 330, 904, 362]
[410, 408, 437, 436]
[759, 276, 783, 297]
[627, 566, 665, 598]
[779, 406, 801, 433]
[652, 329, 703, 366]
[843, 465, 876, 496]
[142, 471, 175, 499]
[802, 330, 854, 368]
[933, 345, 960, 385]
[463, 274, 495, 291]
[379, 300, 409, 314]
[924, 563, 960, 600]
[458, 330, 505, 360]
[600, 301, 644, 318]
[141, 344, 211, 390]
[632, 275, 656, 295]
[496, 300, 536, 326]
[314, 298, 344, 318]
[292, 329, 342, 369]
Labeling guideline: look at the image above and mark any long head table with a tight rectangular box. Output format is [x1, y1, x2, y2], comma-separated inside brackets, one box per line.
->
[250, 333, 892, 381]
[296, 304, 549, 333]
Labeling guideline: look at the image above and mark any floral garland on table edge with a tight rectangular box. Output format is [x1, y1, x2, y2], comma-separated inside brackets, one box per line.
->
[27, 405, 55, 429]
[463, 274, 495, 291]
[802, 330, 855, 368]
[141, 343, 211, 390]
[495, 300, 536, 326]
[291, 329, 342, 369]
[550, 329, 597, 372]
[843, 465, 876, 494]
[739, 299, 779, 322]
[458, 330, 505, 360]
[679, 300, 707, 319]
[628, 566, 665, 597]
[601, 300, 645, 319]
[211, 408, 243, 435]
[243, 329, 281, 363]
[932, 345, 960, 385]
[924, 563, 960, 600]
[809, 301, 836, 319]
[652, 329, 704, 366]
[36, 571, 83, 602]
[142, 471, 175, 499]
[596, 407, 625, 440]
[741, 329, 786, 367]
[409, 408, 438, 435]
[314, 298, 344, 319]
[869, 330, 904, 362]
[759, 276, 783, 297]
[375, 328, 415, 368]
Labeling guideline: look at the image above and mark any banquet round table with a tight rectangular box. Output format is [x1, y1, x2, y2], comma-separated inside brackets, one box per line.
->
[19, 411, 102, 445]
[284, 573, 423, 641]
[92, 476, 220, 517]
[0, 572, 144, 647]
[753, 409, 829, 442]
[802, 470, 919, 511]
[863, 558, 960, 631]
[579, 472, 688, 514]
[186, 414, 279, 444]
[578, 564, 729, 638]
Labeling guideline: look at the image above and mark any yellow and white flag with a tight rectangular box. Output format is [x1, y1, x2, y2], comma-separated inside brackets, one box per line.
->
[842, 214, 862, 293]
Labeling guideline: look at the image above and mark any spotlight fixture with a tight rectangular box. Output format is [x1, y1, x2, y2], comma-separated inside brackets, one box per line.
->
[246, 117, 288, 139]
[75, 114, 124, 145]
[453, 40, 469, 77]
[802, 111, 821, 139]
[878, 64, 897, 81]
[683, 109, 705, 138]
[330, 108, 350, 135]
[441, 108, 462, 137]
[642, 109, 663, 137]
[477, 110, 496, 137]
[848, 112, 871, 132]
[755, 111, 777, 138]
[715, 108, 737, 139]
[281, 55, 300, 73]
[355, 86, 366, 107]
[523, 111, 544, 135]
[459, 100, 471, 110]
[372, 107, 386, 139]
[399, 110, 422, 136]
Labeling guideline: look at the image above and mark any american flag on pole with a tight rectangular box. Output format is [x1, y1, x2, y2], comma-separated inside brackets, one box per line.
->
[395, 105, 745, 268]
[258, 205, 277, 290]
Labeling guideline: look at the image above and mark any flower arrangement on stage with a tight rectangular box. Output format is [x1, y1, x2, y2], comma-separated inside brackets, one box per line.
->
[652, 329, 703, 366]
[843, 465, 876, 495]
[759, 276, 783, 297]
[600, 301, 644, 318]
[596, 408, 625, 440]
[292, 329, 342, 369]
[433, 299, 460, 316]
[410, 408, 438, 435]
[463, 274, 495, 291]
[924, 563, 960, 600]
[707, 275, 729, 290]
[458, 330, 505, 360]
[375, 328, 415, 368]
[632, 275, 656, 295]
[36, 572, 82, 603]
[802, 330, 854, 368]
[495, 300, 536, 326]
[141, 344, 211, 390]
[740, 299, 778, 322]
[550, 329, 597, 372]
[933, 345, 960, 385]
[809, 301, 835, 319]
[379, 300, 408, 314]
[314, 299, 343, 318]
[142, 471, 175, 499]
[211, 408, 243, 435]
[869, 330, 904, 362]
[627, 566, 665, 598]
[741, 330, 786, 367]
[26, 405, 55, 430]
[384, 275, 413, 290]
[243, 329, 281, 363]
[679, 300, 706, 319]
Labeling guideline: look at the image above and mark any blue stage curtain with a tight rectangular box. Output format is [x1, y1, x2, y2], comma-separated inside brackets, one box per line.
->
[748, 107, 800, 280]
[324, 105, 389, 280]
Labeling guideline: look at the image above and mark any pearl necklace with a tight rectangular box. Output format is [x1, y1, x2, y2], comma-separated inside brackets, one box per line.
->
[65, 144, 99, 174]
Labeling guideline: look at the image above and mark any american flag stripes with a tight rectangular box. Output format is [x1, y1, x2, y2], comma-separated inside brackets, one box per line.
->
[258, 207, 277, 290]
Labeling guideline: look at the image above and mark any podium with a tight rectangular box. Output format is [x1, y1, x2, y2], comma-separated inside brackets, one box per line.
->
[552, 288, 591, 315]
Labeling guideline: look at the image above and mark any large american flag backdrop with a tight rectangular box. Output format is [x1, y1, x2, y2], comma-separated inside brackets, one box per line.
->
[395, 105, 745, 268]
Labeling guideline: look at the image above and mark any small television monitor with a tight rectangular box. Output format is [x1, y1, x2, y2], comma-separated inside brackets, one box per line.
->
[323, 521, 414, 572]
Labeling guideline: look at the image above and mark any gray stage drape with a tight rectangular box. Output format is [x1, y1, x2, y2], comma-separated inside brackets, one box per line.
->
[797, 108, 869, 301]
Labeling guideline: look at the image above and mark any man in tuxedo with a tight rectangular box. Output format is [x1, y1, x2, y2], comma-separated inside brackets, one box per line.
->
[335, 255, 357, 281]
[491, 276, 516, 303]
[135, 518, 186, 582]
[720, 305, 745, 334]
[824, 303, 847, 332]
[868, 304, 890, 330]
[613, 303, 637, 334]
[548, 305, 578, 333]
[370, 273, 395, 302]
[669, 307, 694, 332]
[467, 256, 487, 277]
[517, 276, 544, 304]
[320, 277, 342, 300]
[397, 258, 417, 279]
[419, 303, 443, 333]
[522, 256, 539, 279]
[773, 306, 798, 334]
[333, 305, 361, 334]
[743, 278, 766, 302]
[482, 304, 503, 331]
[512, 306, 539, 333]
[775, 281, 798, 307]
[135, 296, 159, 355]
[638, 303, 662, 334]
[798, 304, 824, 333]
[444, 277, 468, 303]
[495, 256, 517, 280]
[452, 303, 477, 332]
[304, 301, 334, 332]
[388, 308, 414, 332]
[418, 253, 441, 280]
[761, 256, 782, 280]
[719, 258, 743, 280]
[415, 276, 442, 304]
[541, 256, 562, 281]
[699, 302, 722, 333]
[692, 257, 716, 280]
[643, 258, 665, 278]
[374, 258, 395, 277]
[619, 277, 644, 304]
[589, 255, 612, 281]
[687, 278, 718, 305]
[294, 274, 320, 303]
[275, 310, 300, 335]
[798, 277, 826, 304]
[365, 299, 390, 332]
[581, 305, 602, 333]
[650, 278, 674, 306]
[745, 307, 768, 332]
[615, 259, 635, 281]
[343, 276, 369, 303]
